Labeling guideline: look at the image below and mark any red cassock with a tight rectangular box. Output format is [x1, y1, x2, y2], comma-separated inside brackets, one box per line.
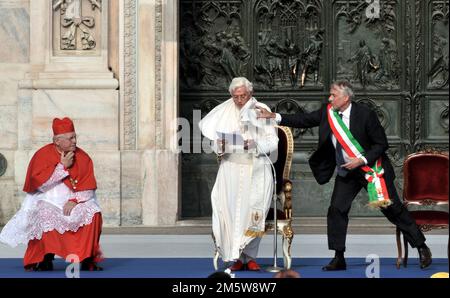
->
[22, 144, 103, 268]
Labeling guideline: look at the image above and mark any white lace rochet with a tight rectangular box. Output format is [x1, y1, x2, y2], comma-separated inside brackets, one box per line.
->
[0, 163, 101, 247]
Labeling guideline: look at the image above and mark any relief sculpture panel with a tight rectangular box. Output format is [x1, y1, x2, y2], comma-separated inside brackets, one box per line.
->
[180, 0, 449, 218]
[427, 0, 449, 89]
[52, 0, 102, 54]
[180, 0, 250, 90]
[334, 0, 401, 90]
[253, 0, 324, 90]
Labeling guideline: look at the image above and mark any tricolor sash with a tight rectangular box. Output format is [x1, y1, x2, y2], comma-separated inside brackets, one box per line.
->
[327, 104, 391, 208]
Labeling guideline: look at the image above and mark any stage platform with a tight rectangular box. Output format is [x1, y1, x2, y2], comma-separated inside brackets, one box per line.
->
[0, 257, 447, 278]
[0, 234, 447, 278]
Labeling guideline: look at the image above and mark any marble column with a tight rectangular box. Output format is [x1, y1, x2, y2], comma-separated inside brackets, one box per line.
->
[135, 0, 180, 225]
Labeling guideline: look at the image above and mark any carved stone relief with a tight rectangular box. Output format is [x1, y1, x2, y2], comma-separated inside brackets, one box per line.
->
[194, 99, 222, 119]
[53, 0, 102, 52]
[335, 0, 400, 90]
[386, 146, 404, 167]
[179, 0, 250, 90]
[355, 97, 390, 129]
[440, 103, 449, 133]
[123, 0, 137, 150]
[190, 98, 223, 134]
[179, 0, 450, 218]
[179, 0, 325, 91]
[427, 0, 449, 89]
[254, 0, 324, 90]
[274, 99, 312, 137]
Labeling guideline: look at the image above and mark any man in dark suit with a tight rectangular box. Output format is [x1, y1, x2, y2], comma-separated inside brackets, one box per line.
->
[256, 80, 432, 270]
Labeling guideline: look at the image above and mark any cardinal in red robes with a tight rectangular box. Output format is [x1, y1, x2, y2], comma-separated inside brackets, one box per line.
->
[0, 117, 103, 271]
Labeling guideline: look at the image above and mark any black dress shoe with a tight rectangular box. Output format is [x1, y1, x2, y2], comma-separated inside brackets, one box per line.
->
[81, 262, 103, 271]
[81, 257, 103, 271]
[322, 257, 347, 271]
[418, 246, 432, 269]
[35, 253, 54, 271]
[35, 260, 53, 271]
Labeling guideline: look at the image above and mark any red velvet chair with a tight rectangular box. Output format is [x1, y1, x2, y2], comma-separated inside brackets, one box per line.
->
[396, 150, 449, 268]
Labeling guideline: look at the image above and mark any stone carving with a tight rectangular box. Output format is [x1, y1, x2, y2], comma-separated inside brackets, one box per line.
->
[386, 147, 403, 168]
[180, 1, 251, 90]
[355, 98, 390, 129]
[155, 0, 162, 148]
[178, 0, 449, 218]
[440, 103, 449, 133]
[274, 99, 312, 138]
[192, 98, 222, 150]
[338, 0, 396, 34]
[298, 30, 324, 87]
[255, 0, 324, 89]
[255, 35, 286, 88]
[180, 0, 326, 90]
[413, 0, 422, 151]
[428, 0, 449, 89]
[413, 92, 422, 151]
[405, 1, 412, 89]
[401, 91, 413, 154]
[428, 34, 449, 89]
[193, 99, 222, 119]
[416, 143, 450, 153]
[347, 39, 380, 87]
[53, 0, 101, 50]
[0, 153, 6, 177]
[374, 37, 400, 84]
[283, 38, 302, 87]
[123, 0, 137, 150]
[336, 0, 400, 90]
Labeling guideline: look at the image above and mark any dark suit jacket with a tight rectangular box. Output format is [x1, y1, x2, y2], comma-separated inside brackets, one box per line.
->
[280, 102, 395, 185]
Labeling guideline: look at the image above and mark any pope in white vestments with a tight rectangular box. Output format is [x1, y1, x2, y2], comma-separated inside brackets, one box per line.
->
[199, 77, 278, 271]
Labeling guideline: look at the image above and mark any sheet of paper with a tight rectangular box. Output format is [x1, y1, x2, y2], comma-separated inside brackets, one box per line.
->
[216, 130, 244, 145]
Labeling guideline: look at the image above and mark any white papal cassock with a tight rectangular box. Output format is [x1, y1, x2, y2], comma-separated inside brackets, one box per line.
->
[199, 97, 278, 262]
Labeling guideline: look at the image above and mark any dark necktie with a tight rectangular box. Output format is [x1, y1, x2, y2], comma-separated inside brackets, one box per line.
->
[335, 113, 349, 177]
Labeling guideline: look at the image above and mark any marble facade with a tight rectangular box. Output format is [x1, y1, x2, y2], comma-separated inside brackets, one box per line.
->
[0, 0, 180, 227]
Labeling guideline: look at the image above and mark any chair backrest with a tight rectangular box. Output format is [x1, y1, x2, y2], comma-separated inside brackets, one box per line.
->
[403, 150, 449, 203]
[273, 126, 294, 194]
[265, 126, 295, 221]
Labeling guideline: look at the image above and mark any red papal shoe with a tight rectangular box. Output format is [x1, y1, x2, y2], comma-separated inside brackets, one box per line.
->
[246, 260, 261, 271]
[229, 260, 244, 271]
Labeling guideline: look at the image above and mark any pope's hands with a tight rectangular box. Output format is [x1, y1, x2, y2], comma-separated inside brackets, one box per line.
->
[244, 139, 255, 150]
[216, 139, 227, 154]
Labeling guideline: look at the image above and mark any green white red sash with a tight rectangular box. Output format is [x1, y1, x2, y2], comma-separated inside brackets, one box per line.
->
[327, 104, 391, 208]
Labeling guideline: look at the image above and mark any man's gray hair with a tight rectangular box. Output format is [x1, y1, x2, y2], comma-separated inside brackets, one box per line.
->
[332, 80, 354, 100]
[53, 134, 63, 142]
[228, 77, 253, 95]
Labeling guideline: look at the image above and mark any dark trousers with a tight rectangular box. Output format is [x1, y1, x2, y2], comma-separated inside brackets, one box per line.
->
[327, 170, 426, 252]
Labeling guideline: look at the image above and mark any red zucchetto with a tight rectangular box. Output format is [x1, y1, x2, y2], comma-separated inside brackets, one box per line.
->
[52, 117, 75, 135]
